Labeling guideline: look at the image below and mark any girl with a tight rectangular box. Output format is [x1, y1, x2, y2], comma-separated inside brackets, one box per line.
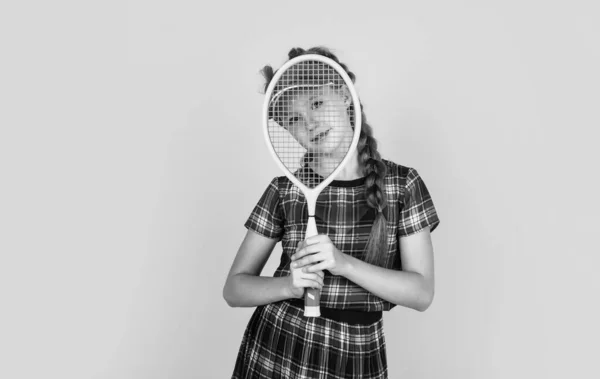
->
[223, 46, 440, 379]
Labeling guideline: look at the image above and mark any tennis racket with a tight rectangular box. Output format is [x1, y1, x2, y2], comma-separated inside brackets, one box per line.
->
[262, 54, 362, 317]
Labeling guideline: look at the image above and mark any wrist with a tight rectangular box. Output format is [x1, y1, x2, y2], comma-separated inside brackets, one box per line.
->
[279, 276, 292, 299]
[339, 253, 356, 278]
[279, 276, 300, 299]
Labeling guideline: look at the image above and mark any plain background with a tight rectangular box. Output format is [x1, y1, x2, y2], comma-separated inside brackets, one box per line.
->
[1, 0, 599, 378]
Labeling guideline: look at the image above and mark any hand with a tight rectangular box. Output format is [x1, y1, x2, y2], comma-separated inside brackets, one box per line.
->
[286, 259, 325, 299]
[291, 235, 349, 277]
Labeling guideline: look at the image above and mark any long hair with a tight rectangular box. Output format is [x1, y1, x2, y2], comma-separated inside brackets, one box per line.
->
[261, 46, 388, 266]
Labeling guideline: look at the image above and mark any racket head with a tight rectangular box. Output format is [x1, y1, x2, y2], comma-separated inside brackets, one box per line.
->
[262, 54, 362, 194]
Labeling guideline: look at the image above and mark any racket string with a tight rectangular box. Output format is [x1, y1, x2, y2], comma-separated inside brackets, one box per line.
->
[268, 60, 355, 188]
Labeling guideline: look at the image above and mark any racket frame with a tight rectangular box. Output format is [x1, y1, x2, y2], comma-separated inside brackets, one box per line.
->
[262, 54, 362, 317]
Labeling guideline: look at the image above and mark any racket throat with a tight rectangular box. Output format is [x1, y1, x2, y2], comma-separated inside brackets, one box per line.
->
[304, 194, 319, 238]
[306, 214, 319, 238]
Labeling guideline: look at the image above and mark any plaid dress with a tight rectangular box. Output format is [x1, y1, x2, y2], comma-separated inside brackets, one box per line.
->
[232, 159, 440, 378]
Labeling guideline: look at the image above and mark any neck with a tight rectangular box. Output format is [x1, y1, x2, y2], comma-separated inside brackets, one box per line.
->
[309, 150, 363, 180]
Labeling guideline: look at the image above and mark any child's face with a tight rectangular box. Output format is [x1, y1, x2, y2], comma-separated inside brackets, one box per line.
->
[277, 86, 353, 155]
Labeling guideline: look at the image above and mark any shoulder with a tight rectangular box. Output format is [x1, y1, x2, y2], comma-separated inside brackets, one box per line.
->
[381, 158, 413, 183]
[264, 175, 297, 197]
[272, 175, 291, 189]
[380, 159, 432, 200]
[261, 175, 289, 187]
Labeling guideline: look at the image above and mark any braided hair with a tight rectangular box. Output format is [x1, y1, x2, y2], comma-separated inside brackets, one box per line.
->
[261, 47, 388, 266]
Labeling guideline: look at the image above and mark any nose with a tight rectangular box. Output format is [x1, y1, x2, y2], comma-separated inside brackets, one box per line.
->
[304, 112, 318, 131]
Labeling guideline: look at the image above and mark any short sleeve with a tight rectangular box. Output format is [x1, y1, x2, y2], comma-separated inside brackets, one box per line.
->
[244, 177, 284, 240]
[398, 168, 440, 237]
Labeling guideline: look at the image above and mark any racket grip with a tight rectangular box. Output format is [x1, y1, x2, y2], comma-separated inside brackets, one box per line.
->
[304, 215, 321, 317]
[304, 288, 321, 317]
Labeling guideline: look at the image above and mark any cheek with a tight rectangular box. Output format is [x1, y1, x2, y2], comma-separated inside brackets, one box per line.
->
[297, 131, 309, 142]
[289, 129, 309, 147]
[329, 109, 350, 127]
[288, 127, 302, 139]
[332, 124, 353, 137]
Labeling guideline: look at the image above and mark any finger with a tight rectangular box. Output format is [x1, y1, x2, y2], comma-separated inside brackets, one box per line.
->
[300, 278, 323, 290]
[292, 244, 321, 260]
[295, 235, 330, 255]
[293, 253, 323, 269]
[305, 261, 329, 273]
[299, 266, 325, 280]
[302, 267, 324, 277]
[295, 237, 318, 253]
[302, 272, 324, 286]
[304, 235, 324, 246]
[301, 263, 321, 273]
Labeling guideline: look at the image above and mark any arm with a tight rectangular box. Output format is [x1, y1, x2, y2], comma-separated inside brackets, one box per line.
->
[223, 229, 325, 307]
[222, 230, 290, 307]
[342, 227, 435, 311]
[293, 226, 435, 312]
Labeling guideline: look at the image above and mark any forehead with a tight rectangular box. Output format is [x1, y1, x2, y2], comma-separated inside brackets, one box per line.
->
[278, 88, 319, 108]
[274, 86, 339, 110]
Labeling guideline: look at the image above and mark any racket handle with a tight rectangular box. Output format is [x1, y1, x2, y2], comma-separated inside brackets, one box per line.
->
[304, 216, 321, 317]
[304, 288, 321, 317]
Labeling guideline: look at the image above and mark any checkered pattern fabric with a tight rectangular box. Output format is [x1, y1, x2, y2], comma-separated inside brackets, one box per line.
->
[232, 300, 387, 379]
[243, 159, 440, 312]
[233, 159, 440, 378]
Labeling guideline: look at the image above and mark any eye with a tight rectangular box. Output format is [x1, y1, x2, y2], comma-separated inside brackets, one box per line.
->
[311, 100, 323, 110]
[287, 116, 301, 125]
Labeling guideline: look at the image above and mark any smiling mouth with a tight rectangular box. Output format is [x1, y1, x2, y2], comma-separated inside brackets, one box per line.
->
[310, 130, 331, 143]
